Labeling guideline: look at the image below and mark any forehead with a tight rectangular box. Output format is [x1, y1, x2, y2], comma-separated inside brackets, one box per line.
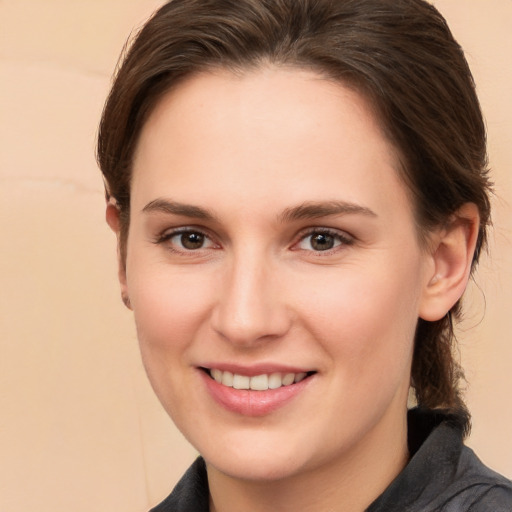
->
[131, 66, 411, 221]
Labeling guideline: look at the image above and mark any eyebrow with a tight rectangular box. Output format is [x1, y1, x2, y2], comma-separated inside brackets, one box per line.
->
[142, 198, 216, 220]
[279, 201, 377, 222]
[142, 198, 377, 223]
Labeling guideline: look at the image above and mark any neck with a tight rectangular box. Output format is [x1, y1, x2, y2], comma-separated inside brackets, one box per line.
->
[207, 411, 409, 512]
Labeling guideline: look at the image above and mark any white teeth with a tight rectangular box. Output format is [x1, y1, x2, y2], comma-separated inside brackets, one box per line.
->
[211, 369, 223, 383]
[268, 372, 283, 389]
[294, 372, 307, 383]
[233, 374, 250, 390]
[282, 373, 295, 386]
[209, 369, 309, 391]
[221, 371, 234, 387]
[250, 374, 268, 391]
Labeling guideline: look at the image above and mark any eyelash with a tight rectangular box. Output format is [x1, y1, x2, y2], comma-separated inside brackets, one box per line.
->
[293, 227, 354, 254]
[153, 227, 218, 253]
[153, 227, 354, 255]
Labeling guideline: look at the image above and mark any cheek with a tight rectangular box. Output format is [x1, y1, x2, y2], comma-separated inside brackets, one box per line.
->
[127, 263, 215, 363]
[295, 257, 423, 381]
[300, 275, 419, 441]
[127, 266, 218, 423]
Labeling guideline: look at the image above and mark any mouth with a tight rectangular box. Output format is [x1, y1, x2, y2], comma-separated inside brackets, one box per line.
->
[201, 368, 316, 391]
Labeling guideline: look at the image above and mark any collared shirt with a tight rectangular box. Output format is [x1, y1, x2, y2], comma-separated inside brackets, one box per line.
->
[150, 408, 512, 511]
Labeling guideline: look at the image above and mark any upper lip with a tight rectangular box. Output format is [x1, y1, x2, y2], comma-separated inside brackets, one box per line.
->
[199, 363, 315, 377]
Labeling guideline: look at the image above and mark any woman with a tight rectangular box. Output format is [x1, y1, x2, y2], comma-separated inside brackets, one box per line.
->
[97, 0, 512, 510]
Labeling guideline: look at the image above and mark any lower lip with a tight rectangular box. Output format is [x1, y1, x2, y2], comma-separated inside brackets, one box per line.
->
[200, 371, 313, 417]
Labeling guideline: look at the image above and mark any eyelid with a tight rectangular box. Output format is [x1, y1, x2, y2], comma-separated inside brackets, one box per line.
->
[153, 226, 220, 251]
[152, 224, 353, 255]
[291, 226, 354, 252]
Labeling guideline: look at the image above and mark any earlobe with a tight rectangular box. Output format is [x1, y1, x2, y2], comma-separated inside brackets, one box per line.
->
[419, 203, 480, 322]
[106, 198, 121, 233]
[105, 199, 132, 310]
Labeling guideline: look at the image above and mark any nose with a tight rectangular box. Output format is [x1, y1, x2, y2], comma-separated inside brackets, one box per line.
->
[210, 252, 292, 347]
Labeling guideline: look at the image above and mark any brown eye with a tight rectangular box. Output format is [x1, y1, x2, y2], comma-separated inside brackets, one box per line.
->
[295, 229, 353, 253]
[309, 233, 335, 251]
[156, 228, 217, 253]
[180, 232, 205, 249]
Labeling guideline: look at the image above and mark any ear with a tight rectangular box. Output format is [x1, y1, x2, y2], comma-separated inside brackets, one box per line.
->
[106, 199, 131, 310]
[419, 203, 480, 321]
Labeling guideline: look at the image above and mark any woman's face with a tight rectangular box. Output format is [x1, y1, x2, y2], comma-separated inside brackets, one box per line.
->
[123, 67, 435, 481]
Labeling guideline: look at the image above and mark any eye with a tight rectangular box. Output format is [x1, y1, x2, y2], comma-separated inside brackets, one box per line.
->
[296, 229, 352, 252]
[175, 231, 207, 250]
[156, 228, 217, 252]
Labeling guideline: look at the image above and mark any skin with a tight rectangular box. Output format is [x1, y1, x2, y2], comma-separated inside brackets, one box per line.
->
[107, 67, 479, 511]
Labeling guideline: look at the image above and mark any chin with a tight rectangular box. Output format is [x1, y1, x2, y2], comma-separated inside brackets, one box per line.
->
[195, 427, 320, 482]
[206, 452, 307, 482]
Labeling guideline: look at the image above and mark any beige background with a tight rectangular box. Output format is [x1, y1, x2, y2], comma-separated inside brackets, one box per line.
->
[1, 1, 511, 511]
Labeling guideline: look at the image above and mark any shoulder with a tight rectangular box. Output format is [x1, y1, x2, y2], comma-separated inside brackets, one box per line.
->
[149, 458, 209, 512]
[463, 484, 512, 511]
[444, 482, 512, 512]
[368, 409, 512, 511]
[443, 445, 512, 511]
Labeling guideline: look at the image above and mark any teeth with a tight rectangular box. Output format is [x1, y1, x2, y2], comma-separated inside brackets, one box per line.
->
[221, 371, 234, 387]
[282, 373, 295, 386]
[211, 369, 222, 383]
[268, 373, 282, 389]
[233, 374, 250, 390]
[294, 372, 307, 383]
[209, 369, 309, 391]
[250, 374, 268, 391]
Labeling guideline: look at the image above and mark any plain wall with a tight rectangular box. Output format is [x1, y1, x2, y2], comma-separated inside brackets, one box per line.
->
[1, 1, 510, 511]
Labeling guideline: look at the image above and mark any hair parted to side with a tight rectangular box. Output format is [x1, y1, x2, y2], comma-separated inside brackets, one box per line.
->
[97, 0, 492, 435]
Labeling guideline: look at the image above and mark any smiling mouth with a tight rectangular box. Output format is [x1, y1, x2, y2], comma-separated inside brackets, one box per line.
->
[202, 368, 316, 391]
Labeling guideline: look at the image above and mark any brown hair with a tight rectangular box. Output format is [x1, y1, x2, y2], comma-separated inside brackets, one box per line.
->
[97, 0, 492, 434]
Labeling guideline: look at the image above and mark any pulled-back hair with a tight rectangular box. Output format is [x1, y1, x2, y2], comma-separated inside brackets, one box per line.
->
[97, 0, 492, 435]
